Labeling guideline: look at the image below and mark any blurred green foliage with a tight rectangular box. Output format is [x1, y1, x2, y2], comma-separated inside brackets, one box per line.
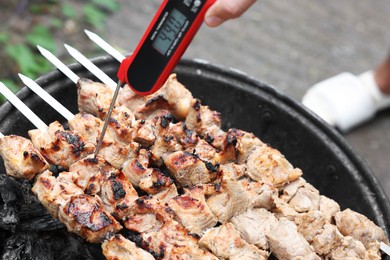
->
[0, 0, 119, 103]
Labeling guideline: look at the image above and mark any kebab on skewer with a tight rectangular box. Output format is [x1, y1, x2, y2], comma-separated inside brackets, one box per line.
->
[3, 73, 390, 260]
[1, 42, 389, 259]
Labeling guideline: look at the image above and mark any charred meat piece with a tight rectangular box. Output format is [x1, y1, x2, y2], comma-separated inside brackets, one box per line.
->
[267, 217, 320, 259]
[153, 183, 179, 203]
[140, 218, 218, 259]
[246, 144, 303, 188]
[29, 121, 94, 169]
[0, 135, 49, 180]
[124, 213, 163, 234]
[149, 114, 182, 166]
[69, 155, 116, 191]
[167, 186, 218, 236]
[185, 99, 226, 149]
[102, 234, 154, 260]
[217, 162, 246, 181]
[199, 223, 269, 259]
[138, 168, 174, 195]
[99, 170, 139, 219]
[122, 148, 151, 187]
[98, 141, 139, 169]
[168, 122, 198, 149]
[222, 128, 265, 164]
[164, 151, 214, 187]
[58, 194, 122, 243]
[77, 78, 116, 119]
[132, 119, 156, 147]
[335, 209, 389, 250]
[31, 170, 84, 218]
[230, 208, 278, 250]
[106, 106, 135, 145]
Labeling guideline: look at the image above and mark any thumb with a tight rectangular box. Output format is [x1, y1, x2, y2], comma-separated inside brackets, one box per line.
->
[205, 0, 257, 27]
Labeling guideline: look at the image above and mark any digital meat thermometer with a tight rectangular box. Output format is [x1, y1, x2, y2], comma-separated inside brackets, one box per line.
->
[117, 0, 216, 95]
[94, 0, 216, 157]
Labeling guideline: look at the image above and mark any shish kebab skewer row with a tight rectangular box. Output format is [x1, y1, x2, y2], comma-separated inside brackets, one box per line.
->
[0, 32, 388, 258]
[0, 73, 273, 258]
[60, 31, 390, 258]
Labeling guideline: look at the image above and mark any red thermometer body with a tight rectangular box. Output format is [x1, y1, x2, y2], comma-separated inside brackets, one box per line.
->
[117, 0, 216, 95]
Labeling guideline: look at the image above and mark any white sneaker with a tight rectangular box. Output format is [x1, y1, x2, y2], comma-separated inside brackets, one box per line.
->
[302, 71, 390, 132]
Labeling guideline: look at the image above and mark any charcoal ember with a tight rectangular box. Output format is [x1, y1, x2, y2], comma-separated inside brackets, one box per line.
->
[17, 214, 64, 232]
[0, 174, 21, 230]
[2, 230, 105, 260]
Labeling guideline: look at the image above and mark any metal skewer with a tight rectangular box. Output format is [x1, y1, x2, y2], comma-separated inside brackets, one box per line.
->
[37, 45, 80, 84]
[0, 82, 47, 132]
[18, 74, 75, 121]
[381, 242, 390, 256]
[84, 30, 125, 62]
[0, 132, 4, 138]
[64, 44, 117, 90]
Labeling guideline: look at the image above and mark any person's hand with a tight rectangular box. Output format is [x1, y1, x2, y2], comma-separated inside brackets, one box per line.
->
[205, 0, 257, 27]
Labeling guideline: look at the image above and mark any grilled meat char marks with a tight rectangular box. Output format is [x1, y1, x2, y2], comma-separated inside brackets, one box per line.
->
[29, 121, 94, 169]
[59, 194, 122, 243]
[0, 135, 49, 180]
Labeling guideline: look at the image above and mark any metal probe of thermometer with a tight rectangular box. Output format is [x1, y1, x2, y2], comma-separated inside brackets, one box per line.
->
[94, 0, 216, 158]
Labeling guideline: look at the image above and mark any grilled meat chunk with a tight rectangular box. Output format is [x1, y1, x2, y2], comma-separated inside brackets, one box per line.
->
[124, 213, 163, 234]
[106, 106, 135, 145]
[98, 141, 138, 169]
[58, 194, 122, 243]
[294, 210, 326, 242]
[68, 155, 116, 191]
[150, 114, 183, 166]
[102, 234, 154, 260]
[238, 177, 278, 209]
[319, 195, 340, 223]
[32, 170, 84, 218]
[153, 183, 179, 203]
[165, 151, 214, 187]
[141, 218, 217, 259]
[185, 99, 226, 149]
[335, 209, 389, 250]
[29, 121, 94, 168]
[311, 223, 344, 255]
[0, 135, 49, 180]
[288, 182, 321, 213]
[77, 78, 116, 119]
[267, 217, 320, 259]
[206, 179, 250, 222]
[99, 170, 139, 219]
[328, 236, 369, 260]
[168, 122, 198, 149]
[246, 144, 303, 188]
[230, 208, 278, 250]
[132, 119, 156, 147]
[68, 113, 108, 144]
[167, 186, 218, 236]
[138, 168, 174, 194]
[199, 223, 269, 259]
[122, 148, 151, 187]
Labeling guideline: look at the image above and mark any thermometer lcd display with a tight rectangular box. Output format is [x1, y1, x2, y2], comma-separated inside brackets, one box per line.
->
[152, 8, 187, 56]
